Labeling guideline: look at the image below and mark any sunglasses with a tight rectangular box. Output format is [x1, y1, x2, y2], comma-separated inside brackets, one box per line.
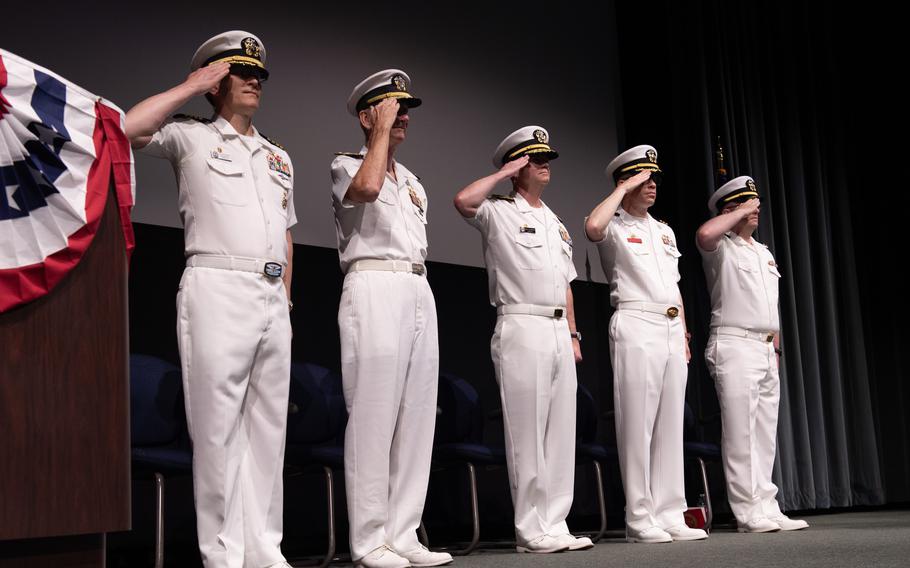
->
[230, 64, 267, 83]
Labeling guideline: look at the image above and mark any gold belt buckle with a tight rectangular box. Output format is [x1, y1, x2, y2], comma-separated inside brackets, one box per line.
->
[765, 332, 775, 342]
[666, 306, 679, 318]
[553, 308, 564, 318]
[411, 263, 425, 275]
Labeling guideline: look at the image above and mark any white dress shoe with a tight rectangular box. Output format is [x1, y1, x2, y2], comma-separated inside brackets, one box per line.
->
[396, 544, 453, 567]
[769, 514, 809, 531]
[664, 525, 708, 541]
[626, 526, 673, 543]
[516, 534, 570, 553]
[737, 518, 782, 533]
[552, 533, 595, 550]
[355, 545, 410, 568]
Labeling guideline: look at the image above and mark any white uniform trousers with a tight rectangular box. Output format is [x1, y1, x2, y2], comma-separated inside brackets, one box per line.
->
[491, 314, 578, 542]
[609, 310, 688, 531]
[338, 270, 439, 560]
[176, 266, 291, 568]
[705, 332, 784, 524]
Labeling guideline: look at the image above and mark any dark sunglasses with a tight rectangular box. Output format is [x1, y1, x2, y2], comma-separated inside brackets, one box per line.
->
[230, 64, 267, 83]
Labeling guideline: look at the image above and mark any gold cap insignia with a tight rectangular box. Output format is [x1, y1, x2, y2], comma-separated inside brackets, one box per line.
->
[242, 37, 261, 59]
[646, 149, 657, 163]
[392, 74, 407, 91]
[746, 179, 757, 192]
[534, 129, 548, 144]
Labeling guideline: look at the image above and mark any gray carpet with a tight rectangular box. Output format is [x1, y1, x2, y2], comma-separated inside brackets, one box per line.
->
[377, 511, 910, 568]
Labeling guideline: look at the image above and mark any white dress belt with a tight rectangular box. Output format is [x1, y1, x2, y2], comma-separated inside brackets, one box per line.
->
[616, 301, 681, 318]
[348, 259, 426, 276]
[187, 254, 285, 278]
[714, 326, 777, 343]
[497, 304, 567, 319]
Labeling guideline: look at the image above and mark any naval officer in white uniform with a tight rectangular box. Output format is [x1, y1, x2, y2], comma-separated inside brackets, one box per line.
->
[454, 126, 592, 554]
[584, 145, 707, 543]
[126, 31, 295, 568]
[696, 176, 809, 533]
[331, 69, 452, 568]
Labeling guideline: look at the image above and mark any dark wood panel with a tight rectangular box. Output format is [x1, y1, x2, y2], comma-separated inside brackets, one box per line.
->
[0, 186, 130, 539]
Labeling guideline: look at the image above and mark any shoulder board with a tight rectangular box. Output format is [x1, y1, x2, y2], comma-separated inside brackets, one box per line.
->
[172, 113, 210, 123]
[488, 194, 515, 202]
[334, 152, 364, 159]
[262, 135, 284, 150]
[658, 219, 669, 225]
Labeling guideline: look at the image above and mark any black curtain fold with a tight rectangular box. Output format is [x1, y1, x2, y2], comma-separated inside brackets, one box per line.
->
[616, 0, 900, 511]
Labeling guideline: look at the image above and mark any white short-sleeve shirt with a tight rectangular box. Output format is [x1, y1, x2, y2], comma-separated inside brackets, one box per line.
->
[140, 115, 296, 263]
[697, 232, 781, 332]
[465, 192, 576, 307]
[590, 206, 682, 307]
[331, 146, 429, 273]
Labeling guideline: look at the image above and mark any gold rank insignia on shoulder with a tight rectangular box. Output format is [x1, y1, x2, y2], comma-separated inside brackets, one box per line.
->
[334, 152, 365, 159]
[658, 218, 668, 225]
[173, 113, 210, 123]
[488, 194, 515, 202]
[768, 260, 776, 267]
[519, 224, 536, 234]
[662, 234, 671, 245]
[262, 134, 284, 150]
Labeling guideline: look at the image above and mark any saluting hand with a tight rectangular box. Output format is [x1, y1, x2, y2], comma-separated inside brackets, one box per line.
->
[499, 155, 530, 179]
[736, 198, 760, 217]
[616, 169, 653, 194]
[370, 98, 401, 131]
[184, 62, 231, 96]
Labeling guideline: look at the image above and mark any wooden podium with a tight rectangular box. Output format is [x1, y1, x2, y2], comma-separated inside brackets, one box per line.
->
[0, 186, 131, 567]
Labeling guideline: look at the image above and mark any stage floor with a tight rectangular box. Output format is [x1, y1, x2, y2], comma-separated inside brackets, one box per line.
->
[324, 510, 910, 568]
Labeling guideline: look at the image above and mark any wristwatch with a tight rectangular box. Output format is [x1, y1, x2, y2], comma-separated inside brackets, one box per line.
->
[570, 331, 582, 342]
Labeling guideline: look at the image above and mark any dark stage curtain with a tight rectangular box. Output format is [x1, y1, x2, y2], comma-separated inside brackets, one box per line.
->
[614, 0, 905, 510]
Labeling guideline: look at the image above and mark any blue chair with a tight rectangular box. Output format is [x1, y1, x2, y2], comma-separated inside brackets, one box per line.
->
[683, 402, 723, 532]
[431, 372, 507, 555]
[130, 354, 193, 568]
[284, 362, 347, 568]
[575, 383, 618, 542]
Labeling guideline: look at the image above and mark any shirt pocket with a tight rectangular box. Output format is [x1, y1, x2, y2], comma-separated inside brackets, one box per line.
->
[515, 231, 544, 270]
[736, 257, 761, 290]
[662, 242, 682, 282]
[376, 185, 399, 206]
[206, 157, 247, 206]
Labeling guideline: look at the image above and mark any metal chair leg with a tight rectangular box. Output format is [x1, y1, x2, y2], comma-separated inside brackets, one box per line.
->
[320, 466, 336, 568]
[446, 462, 481, 556]
[591, 461, 607, 543]
[696, 457, 713, 533]
[154, 473, 165, 568]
